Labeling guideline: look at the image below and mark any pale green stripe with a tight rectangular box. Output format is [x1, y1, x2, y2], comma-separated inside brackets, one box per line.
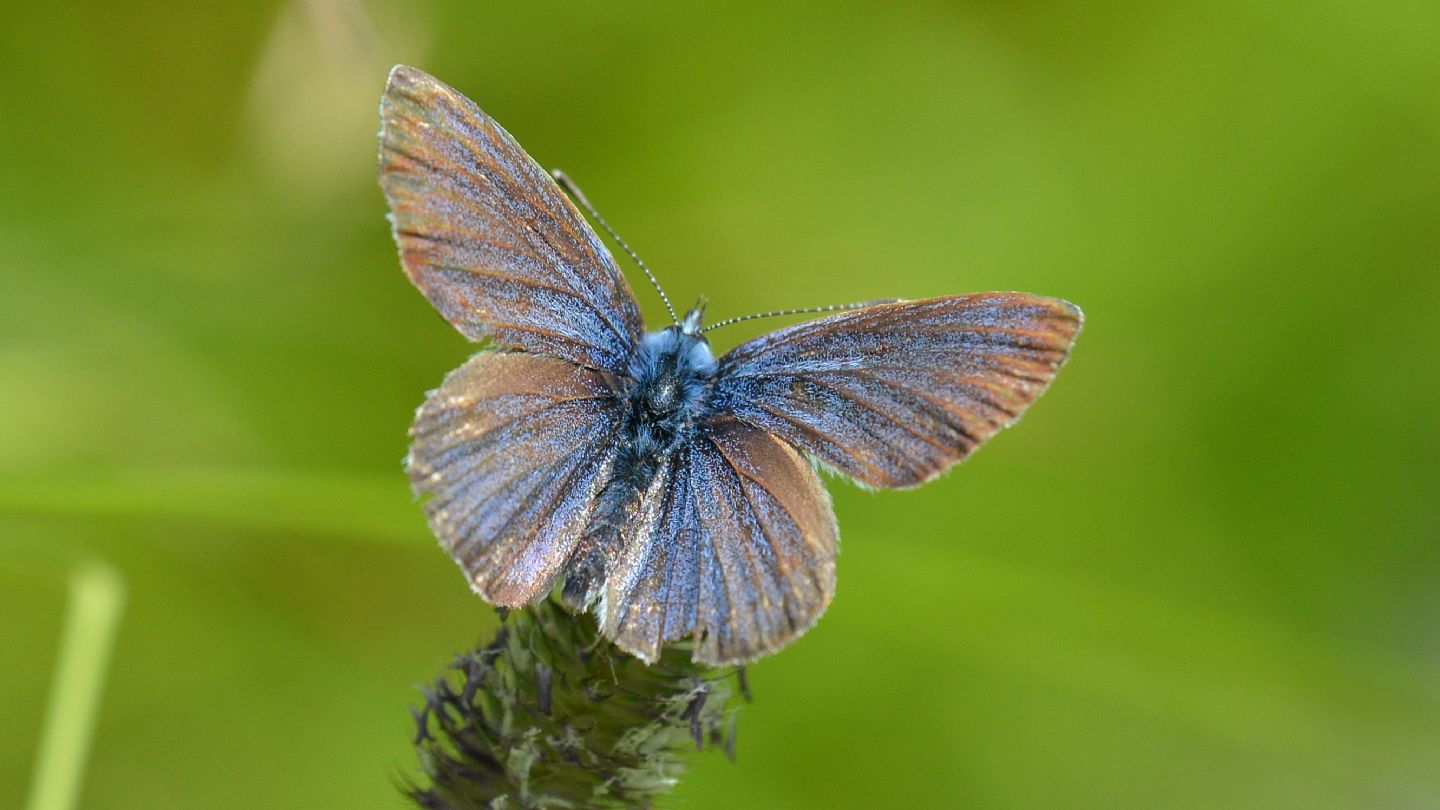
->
[0, 467, 424, 546]
[26, 561, 127, 810]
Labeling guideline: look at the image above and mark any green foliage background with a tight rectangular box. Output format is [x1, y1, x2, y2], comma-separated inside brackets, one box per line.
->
[3, 2, 1438, 807]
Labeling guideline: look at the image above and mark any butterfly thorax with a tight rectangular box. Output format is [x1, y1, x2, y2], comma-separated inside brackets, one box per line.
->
[624, 326, 716, 448]
[561, 312, 717, 611]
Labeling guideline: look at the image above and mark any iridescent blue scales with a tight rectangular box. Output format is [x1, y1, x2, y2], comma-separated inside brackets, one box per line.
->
[380, 66, 1082, 665]
[379, 66, 641, 371]
[712, 295, 1080, 488]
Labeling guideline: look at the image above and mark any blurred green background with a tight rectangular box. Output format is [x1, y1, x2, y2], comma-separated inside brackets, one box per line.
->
[3, 1, 1438, 807]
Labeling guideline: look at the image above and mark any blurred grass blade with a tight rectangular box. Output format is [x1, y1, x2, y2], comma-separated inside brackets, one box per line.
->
[25, 560, 126, 810]
[0, 467, 422, 545]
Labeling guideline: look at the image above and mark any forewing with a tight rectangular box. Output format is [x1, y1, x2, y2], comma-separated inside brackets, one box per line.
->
[409, 352, 624, 606]
[601, 417, 838, 666]
[711, 293, 1082, 488]
[380, 65, 643, 372]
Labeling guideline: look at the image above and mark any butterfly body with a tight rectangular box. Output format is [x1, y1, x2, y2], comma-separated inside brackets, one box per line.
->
[563, 306, 717, 608]
[380, 65, 1083, 665]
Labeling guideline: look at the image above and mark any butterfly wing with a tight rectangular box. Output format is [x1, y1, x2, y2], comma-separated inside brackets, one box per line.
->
[380, 65, 643, 372]
[711, 293, 1082, 488]
[409, 351, 625, 606]
[601, 417, 838, 666]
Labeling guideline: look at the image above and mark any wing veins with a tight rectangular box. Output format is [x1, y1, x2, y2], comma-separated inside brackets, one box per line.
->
[387, 133, 636, 352]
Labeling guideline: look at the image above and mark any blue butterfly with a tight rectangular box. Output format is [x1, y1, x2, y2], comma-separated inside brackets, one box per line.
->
[379, 66, 1082, 665]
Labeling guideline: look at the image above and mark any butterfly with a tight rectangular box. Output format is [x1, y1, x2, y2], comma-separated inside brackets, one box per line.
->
[378, 65, 1082, 666]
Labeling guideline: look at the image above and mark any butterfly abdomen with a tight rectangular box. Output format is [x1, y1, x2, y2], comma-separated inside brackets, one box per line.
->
[561, 325, 717, 610]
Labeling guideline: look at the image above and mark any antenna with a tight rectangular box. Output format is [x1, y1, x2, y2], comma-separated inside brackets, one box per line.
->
[702, 299, 901, 333]
[552, 169, 679, 325]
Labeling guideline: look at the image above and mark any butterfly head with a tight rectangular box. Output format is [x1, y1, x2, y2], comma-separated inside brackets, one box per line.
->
[680, 297, 707, 336]
[627, 297, 717, 443]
